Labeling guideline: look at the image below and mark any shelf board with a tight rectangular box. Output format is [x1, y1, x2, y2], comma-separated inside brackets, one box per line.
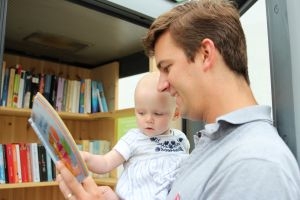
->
[0, 107, 134, 120]
[0, 107, 116, 120]
[0, 177, 117, 189]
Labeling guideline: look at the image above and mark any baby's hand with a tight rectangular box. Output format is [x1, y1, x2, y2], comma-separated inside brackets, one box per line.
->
[79, 151, 90, 163]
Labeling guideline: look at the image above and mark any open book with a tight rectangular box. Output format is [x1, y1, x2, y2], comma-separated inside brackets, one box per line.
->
[28, 92, 89, 182]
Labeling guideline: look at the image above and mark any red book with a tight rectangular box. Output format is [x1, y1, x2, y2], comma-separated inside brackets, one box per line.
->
[19, 143, 29, 182]
[5, 144, 15, 183]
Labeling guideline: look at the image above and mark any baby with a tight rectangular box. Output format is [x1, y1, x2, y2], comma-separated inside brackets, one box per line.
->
[81, 72, 190, 200]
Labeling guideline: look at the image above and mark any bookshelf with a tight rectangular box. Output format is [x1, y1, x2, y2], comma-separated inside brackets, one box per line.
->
[0, 53, 136, 199]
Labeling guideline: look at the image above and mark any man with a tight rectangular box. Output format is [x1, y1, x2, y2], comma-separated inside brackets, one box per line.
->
[56, 0, 300, 199]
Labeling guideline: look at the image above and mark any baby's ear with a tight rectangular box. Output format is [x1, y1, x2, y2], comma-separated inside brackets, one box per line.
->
[172, 107, 180, 121]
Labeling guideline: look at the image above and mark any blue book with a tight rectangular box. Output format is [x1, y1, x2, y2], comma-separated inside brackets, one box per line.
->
[0, 144, 6, 183]
[96, 81, 108, 112]
[46, 152, 53, 181]
[91, 80, 100, 113]
[1, 68, 9, 106]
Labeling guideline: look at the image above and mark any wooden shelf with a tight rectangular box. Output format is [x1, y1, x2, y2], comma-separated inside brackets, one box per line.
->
[0, 178, 117, 190]
[0, 107, 134, 120]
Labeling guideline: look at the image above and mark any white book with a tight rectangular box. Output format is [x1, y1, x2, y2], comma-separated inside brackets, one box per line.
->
[14, 144, 22, 183]
[17, 70, 26, 108]
[30, 143, 40, 182]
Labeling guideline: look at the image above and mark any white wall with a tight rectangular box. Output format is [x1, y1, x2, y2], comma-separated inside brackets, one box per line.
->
[118, 73, 147, 109]
[241, 0, 272, 107]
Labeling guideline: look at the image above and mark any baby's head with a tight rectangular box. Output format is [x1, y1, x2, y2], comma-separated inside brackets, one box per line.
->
[134, 72, 178, 137]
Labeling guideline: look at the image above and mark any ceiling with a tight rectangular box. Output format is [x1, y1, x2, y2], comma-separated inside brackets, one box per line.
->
[4, 0, 256, 69]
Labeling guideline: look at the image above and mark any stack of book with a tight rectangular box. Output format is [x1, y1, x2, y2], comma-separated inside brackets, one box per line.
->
[0, 62, 109, 113]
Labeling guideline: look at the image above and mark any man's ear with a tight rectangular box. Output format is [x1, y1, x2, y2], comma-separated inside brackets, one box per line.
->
[200, 38, 216, 72]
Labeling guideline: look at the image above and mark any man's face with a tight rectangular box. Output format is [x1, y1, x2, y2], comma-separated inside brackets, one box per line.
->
[154, 31, 205, 120]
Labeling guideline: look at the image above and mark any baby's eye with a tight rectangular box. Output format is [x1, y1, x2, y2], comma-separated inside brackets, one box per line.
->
[154, 112, 164, 116]
[138, 112, 145, 115]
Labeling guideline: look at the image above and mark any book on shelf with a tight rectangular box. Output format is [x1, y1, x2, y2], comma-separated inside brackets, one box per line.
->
[0, 144, 6, 183]
[97, 81, 108, 112]
[28, 92, 89, 183]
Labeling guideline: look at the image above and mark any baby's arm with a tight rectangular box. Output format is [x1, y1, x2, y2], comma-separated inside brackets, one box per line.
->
[81, 149, 125, 174]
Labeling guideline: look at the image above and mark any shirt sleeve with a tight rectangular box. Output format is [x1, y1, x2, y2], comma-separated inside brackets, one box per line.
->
[113, 129, 137, 161]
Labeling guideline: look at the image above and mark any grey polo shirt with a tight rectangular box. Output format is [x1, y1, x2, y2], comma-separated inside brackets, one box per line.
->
[167, 105, 300, 200]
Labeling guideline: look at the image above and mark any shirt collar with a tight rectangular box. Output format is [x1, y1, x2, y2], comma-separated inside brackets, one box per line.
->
[199, 105, 273, 139]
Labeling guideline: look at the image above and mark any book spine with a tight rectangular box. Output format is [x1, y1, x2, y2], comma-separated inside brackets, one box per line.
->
[14, 144, 22, 183]
[97, 81, 108, 112]
[5, 143, 15, 183]
[38, 144, 47, 182]
[29, 74, 40, 109]
[0, 144, 6, 183]
[7, 67, 16, 107]
[12, 65, 22, 108]
[0, 61, 6, 99]
[26, 143, 33, 182]
[78, 79, 85, 113]
[17, 70, 26, 108]
[19, 143, 29, 182]
[84, 79, 91, 113]
[30, 143, 40, 182]
[43, 74, 52, 103]
[23, 71, 32, 109]
[46, 152, 53, 181]
[91, 80, 100, 113]
[55, 77, 65, 112]
[1, 63, 9, 106]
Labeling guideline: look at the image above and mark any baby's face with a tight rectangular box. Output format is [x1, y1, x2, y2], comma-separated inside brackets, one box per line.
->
[135, 91, 174, 137]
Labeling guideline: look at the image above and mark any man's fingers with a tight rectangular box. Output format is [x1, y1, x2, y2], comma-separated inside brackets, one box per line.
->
[56, 161, 86, 199]
[82, 175, 99, 193]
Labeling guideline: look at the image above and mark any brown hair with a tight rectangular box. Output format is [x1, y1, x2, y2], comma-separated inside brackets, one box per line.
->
[143, 0, 249, 84]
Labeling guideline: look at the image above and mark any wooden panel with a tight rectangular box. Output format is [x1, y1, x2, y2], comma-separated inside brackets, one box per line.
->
[0, 186, 65, 200]
[0, 115, 38, 144]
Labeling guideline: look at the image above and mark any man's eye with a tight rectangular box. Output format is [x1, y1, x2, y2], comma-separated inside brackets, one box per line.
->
[163, 65, 170, 73]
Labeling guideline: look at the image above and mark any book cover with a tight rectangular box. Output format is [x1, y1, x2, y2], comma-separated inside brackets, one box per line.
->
[28, 92, 89, 182]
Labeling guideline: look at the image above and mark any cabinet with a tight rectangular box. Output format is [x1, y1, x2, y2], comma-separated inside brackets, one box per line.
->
[0, 53, 135, 200]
